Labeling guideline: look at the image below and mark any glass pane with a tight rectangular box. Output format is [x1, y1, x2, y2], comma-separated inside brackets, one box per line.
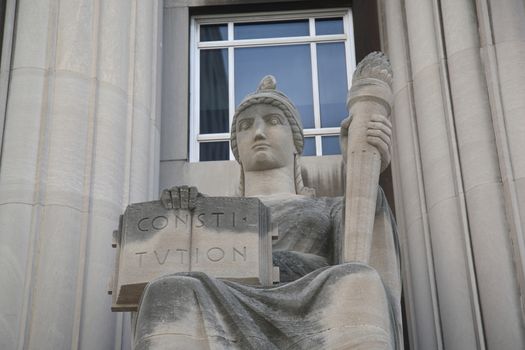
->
[322, 135, 341, 155]
[234, 20, 309, 40]
[315, 18, 344, 35]
[303, 137, 316, 156]
[317, 43, 348, 128]
[234, 45, 315, 129]
[200, 24, 228, 41]
[200, 49, 229, 134]
[200, 141, 230, 161]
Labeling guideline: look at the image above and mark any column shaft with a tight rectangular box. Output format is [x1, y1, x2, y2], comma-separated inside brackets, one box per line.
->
[0, 0, 161, 349]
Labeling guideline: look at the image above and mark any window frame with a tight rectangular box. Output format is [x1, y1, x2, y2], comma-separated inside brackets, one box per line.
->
[189, 8, 356, 162]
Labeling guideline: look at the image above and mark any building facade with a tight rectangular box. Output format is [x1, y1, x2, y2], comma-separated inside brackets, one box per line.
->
[0, 0, 524, 349]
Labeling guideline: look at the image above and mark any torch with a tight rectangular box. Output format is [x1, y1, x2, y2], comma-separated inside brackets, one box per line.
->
[343, 52, 393, 264]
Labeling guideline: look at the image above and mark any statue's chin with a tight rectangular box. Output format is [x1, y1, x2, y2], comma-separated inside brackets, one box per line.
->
[243, 153, 282, 171]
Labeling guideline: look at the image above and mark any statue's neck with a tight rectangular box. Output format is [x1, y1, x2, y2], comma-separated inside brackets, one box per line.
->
[243, 166, 296, 197]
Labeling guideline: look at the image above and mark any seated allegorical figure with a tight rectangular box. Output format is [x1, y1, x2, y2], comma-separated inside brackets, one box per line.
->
[133, 54, 402, 350]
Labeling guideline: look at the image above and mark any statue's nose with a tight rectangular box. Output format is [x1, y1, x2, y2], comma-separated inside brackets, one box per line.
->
[254, 119, 266, 140]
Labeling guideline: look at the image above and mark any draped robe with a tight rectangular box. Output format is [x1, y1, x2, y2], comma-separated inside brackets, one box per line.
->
[133, 189, 402, 350]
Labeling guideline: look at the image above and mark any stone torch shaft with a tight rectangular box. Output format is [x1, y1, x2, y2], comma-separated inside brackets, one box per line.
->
[343, 68, 393, 263]
[343, 99, 390, 263]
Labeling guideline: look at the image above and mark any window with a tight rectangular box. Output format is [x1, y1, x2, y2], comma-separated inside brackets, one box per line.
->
[190, 9, 355, 161]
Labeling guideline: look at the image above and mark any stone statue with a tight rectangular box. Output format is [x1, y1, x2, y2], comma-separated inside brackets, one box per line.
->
[133, 52, 402, 350]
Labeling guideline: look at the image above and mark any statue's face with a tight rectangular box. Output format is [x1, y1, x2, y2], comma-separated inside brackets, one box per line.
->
[236, 103, 296, 171]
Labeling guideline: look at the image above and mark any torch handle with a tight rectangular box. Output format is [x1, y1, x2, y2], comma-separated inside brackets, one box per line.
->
[343, 102, 389, 264]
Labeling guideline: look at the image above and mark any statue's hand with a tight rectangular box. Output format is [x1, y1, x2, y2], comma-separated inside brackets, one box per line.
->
[160, 186, 200, 210]
[340, 114, 392, 172]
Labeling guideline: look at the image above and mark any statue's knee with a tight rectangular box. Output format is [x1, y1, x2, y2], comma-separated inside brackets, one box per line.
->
[140, 274, 204, 308]
[330, 263, 382, 282]
[328, 264, 387, 305]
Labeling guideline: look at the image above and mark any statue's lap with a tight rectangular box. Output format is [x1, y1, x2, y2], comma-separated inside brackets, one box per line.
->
[134, 263, 395, 350]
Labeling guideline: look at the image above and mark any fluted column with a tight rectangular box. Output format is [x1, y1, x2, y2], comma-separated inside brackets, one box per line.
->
[383, 0, 525, 348]
[0, 0, 162, 349]
[476, 0, 525, 326]
[439, 1, 525, 348]
[382, 1, 443, 349]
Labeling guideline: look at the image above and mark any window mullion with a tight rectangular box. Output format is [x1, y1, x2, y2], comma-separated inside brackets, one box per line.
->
[303, 127, 340, 136]
[228, 22, 235, 160]
[309, 18, 322, 156]
[344, 9, 356, 88]
[315, 136, 322, 156]
[190, 18, 200, 162]
[197, 34, 347, 49]
[197, 133, 230, 142]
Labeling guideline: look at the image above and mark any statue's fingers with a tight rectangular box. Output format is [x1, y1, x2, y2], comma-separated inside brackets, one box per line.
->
[189, 187, 198, 210]
[340, 136, 348, 163]
[368, 120, 392, 138]
[340, 116, 352, 134]
[160, 189, 173, 209]
[367, 135, 390, 160]
[179, 185, 189, 210]
[367, 128, 391, 146]
[170, 186, 181, 209]
[370, 114, 392, 129]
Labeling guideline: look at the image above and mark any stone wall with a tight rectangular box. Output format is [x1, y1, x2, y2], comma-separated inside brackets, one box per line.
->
[0, 0, 162, 349]
[382, 0, 525, 348]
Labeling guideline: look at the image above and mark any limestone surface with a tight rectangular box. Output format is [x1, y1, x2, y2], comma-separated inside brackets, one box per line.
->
[127, 59, 402, 349]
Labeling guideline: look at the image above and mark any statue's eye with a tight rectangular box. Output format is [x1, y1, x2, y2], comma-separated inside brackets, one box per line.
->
[238, 119, 253, 131]
[266, 115, 282, 126]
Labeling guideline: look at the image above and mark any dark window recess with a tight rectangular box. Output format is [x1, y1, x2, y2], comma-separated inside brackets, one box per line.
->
[303, 137, 316, 156]
[317, 42, 347, 128]
[234, 44, 315, 129]
[200, 24, 228, 41]
[321, 135, 341, 155]
[315, 17, 344, 35]
[200, 49, 229, 134]
[234, 19, 309, 40]
[200, 141, 230, 161]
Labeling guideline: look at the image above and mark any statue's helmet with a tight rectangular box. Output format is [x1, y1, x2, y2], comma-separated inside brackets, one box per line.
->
[230, 75, 304, 162]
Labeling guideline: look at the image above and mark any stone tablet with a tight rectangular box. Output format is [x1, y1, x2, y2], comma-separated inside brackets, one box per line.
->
[109, 197, 277, 311]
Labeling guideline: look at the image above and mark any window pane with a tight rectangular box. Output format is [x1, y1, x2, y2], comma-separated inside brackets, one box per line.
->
[317, 42, 348, 128]
[200, 24, 228, 41]
[234, 20, 309, 40]
[234, 45, 315, 129]
[322, 135, 341, 155]
[200, 49, 229, 134]
[315, 18, 344, 35]
[303, 137, 316, 156]
[200, 141, 230, 161]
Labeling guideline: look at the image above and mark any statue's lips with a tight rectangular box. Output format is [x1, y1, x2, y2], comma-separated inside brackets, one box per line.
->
[252, 143, 271, 150]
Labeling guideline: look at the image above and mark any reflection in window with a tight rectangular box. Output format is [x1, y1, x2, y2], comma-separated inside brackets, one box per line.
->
[322, 136, 341, 155]
[200, 49, 229, 134]
[317, 43, 348, 128]
[192, 10, 354, 161]
[315, 18, 344, 35]
[234, 20, 309, 40]
[200, 24, 228, 41]
[235, 45, 315, 129]
[200, 141, 230, 161]
[303, 137, 316, 156]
